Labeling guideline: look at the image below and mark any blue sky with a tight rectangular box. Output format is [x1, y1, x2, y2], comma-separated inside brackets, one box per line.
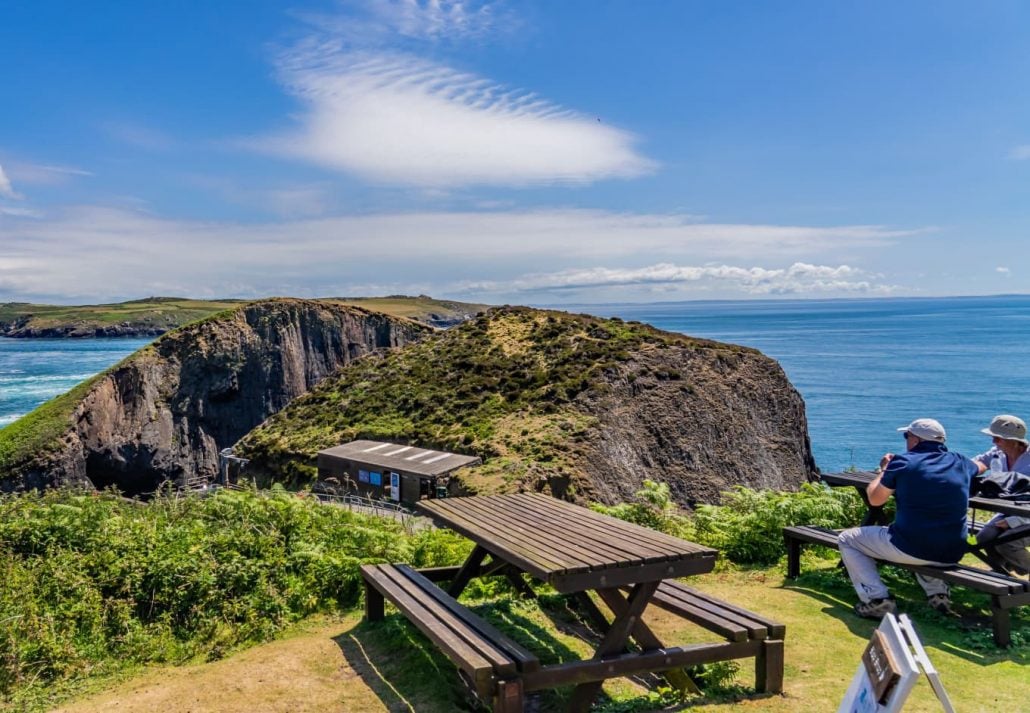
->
[1, 1, 1028, 304]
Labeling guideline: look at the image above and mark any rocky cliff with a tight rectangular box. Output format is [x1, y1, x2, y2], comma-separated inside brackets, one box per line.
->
[239, 307, 817, 507]
[0, 299, 429, 494]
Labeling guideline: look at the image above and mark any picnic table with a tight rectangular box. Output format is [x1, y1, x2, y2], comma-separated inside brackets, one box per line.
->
[783, 470, 1030, 646]
[362, 492, 785, 712]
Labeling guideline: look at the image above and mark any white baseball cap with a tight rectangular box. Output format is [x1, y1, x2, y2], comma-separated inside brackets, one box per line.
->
[897, 418, 947, 443]
[981, 414, 1028, 444]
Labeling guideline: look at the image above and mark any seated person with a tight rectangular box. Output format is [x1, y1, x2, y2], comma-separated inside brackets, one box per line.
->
[971, 415, 1030, 576]
[838, 419, 978, 618]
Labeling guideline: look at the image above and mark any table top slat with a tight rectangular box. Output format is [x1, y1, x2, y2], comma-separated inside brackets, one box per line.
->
[425, 498, 586, 575]
[436, 497, 596, 573]
[418, 494, 716, 587]
[513, 492, 710, 556]
[485, 494, 672, 566]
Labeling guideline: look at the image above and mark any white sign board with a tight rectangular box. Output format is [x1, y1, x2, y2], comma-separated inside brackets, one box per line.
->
[390, 471, 400, 501]
[838, 614, 953, 713]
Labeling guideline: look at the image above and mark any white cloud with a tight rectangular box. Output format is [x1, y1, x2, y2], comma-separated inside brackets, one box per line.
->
[0, 163, 22, 199]
[257, 48, 654, 187]
[0, 205, 918, 302]
[1009, 145, 1030, 160]
[369, 0, 504, 41]
[454, 262, 893, 296]
[996, 266, 1011, 275]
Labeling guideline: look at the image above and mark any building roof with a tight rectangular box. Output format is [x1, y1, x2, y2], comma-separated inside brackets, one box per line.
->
[317, 440, 481, 477]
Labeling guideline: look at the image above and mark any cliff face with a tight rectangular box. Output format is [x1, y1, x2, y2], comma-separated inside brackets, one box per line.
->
[238, 308, 817, 507]
[3, 300, 428, 494]
[572, 345, 815, 507]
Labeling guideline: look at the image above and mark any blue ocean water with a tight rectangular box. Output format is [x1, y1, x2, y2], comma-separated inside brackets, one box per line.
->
[0, 338, 152, 429]
[574, 295, 1030, 473]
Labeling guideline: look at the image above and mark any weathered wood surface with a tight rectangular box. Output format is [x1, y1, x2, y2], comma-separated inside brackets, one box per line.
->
[417, 493, 717, 593]
[360, 562, 540, 699]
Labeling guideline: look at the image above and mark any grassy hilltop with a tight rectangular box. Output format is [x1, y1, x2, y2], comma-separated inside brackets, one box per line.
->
[0, 295, 488, 337]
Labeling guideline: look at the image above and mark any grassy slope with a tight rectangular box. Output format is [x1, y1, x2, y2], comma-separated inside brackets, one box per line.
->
[0, 298, 245, 332]
[238, 306, 748, 488]
[52, 560, 1029, 713]
[0, 296, 488, 335]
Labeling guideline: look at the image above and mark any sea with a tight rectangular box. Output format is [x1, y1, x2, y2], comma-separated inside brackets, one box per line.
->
[1, 295, 1027, 473]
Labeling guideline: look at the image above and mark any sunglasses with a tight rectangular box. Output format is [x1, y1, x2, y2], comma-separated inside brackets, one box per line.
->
[902, 431, 913, 439]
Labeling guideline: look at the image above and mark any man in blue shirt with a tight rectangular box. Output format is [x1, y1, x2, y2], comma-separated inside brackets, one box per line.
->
[838, 418, 979, 618]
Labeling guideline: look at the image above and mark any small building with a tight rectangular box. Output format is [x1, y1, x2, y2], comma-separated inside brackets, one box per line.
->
[316, 440, 481, 506]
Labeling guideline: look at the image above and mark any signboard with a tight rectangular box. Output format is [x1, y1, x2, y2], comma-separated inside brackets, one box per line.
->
[838, 614, 953, 713]
[390, 472, 400, 501]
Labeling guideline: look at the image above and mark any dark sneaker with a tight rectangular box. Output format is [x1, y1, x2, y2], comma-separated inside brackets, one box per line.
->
[854, 597, 897, 619]
[928, 593, 956, 615]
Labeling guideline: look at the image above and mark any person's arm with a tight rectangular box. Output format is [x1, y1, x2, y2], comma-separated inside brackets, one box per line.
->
[867, 452, 897, 506]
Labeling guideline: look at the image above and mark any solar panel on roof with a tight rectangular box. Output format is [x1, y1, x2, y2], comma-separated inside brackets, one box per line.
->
[406, 451, 436, 460]
[423, 452, 452, 464]
[362, 443, 390, 452]
[384, 446, 412, 456]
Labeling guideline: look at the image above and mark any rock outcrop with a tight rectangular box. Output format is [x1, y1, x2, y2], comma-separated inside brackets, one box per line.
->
[1, 300, 429, 494]
[239, 307, 817, 507]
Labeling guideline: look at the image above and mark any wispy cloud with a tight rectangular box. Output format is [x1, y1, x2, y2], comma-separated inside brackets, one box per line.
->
[1008, 145, 1030, 160]
[0, 163, 23, 200]
[0, 205, 917, 302]
[455, 262, 893, 296]
[255, 3, 652, 187]
[6, 162, 93, 186]
[996, 266, 1011, 275]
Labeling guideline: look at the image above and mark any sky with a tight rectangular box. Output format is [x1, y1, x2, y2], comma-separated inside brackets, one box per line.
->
[1, 0, 1029, 305]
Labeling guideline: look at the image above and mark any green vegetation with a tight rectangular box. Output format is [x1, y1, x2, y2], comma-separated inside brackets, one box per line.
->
[0, 486, 472, 709]
[0, 297, 246, 335]
[240, 307, 747, 487]
[0, 295, 488, 337]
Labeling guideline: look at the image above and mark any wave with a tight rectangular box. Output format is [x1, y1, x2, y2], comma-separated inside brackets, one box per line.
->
[0, 373, 94, 384]
[0, 413, 26, 426]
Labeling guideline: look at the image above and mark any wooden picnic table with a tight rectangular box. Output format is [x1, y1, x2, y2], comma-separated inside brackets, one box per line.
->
[413, 492, 775, 712]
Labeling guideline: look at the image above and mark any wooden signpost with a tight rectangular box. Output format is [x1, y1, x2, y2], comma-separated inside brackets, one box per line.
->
[838, 613, 954, 713]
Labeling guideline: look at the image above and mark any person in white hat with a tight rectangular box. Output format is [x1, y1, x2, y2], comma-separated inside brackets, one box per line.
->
[970, 414, 1030, 575]
[838, 418, 979, 618]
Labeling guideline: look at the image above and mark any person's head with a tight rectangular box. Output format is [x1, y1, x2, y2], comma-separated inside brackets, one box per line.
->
[980, 414, 1028, 452]
[896, 418, 946, 450]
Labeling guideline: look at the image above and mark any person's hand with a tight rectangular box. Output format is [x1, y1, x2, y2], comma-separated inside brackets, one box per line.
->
[878, 453, 894, 472]
[997, 520, 1010, 530]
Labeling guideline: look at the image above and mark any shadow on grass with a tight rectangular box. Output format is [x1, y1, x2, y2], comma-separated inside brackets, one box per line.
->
[332, 592, 769, 713]
[781, 559, 1030, 667]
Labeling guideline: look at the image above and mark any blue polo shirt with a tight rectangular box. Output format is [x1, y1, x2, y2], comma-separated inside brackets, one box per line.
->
[881, 441, 978, 563]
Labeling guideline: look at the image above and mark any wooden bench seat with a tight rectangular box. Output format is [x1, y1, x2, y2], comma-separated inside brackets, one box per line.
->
[361, 563, 539, 712]
[783, 525, 1030, 646]
[621, 580, 785, 693]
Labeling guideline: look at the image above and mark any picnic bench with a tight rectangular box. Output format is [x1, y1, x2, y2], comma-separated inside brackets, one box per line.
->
[361, 492, 785, 712]
[783, 470, 1030, 646]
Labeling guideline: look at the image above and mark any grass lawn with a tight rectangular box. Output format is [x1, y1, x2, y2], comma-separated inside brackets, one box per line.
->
[50, 556, 1027, 713]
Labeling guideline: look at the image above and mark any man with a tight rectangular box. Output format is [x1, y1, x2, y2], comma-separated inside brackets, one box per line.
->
[838, 418, 979, 618]
[970, 415, 1030, 575]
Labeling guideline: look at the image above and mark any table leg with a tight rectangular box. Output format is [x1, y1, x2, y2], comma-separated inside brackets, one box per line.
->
[447, 544, 489, 599]
[595, 588, 701, 695]
[567, 582, 658, 713]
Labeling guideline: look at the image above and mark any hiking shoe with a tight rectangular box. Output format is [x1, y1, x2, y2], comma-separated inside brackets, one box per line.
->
[928, 593, 956, 615]
[854, 597, 897, 619]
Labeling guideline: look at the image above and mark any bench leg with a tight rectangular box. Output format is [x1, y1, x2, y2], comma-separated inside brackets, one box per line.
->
[448, 545, 490, 599]
[504, 567, 537, 599]
[493, 679, 524, 713]
[755, 639, 784, 694]
[364, 580, 384, 621]
[991, 597, 1011, 648]
[785, 536, 802, 579]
